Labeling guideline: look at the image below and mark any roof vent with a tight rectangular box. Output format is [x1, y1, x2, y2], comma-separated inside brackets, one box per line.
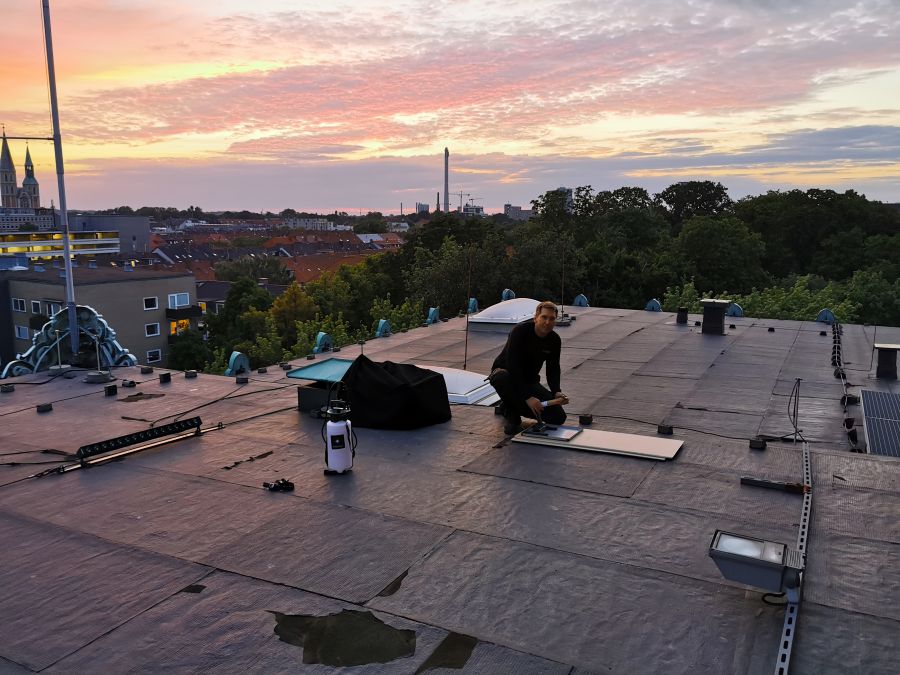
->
[700, 299, 729, 335]
[816, 308, 835, 324]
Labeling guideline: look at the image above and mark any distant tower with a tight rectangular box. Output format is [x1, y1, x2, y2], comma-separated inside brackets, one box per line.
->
[436, 191, 440, 212]
[1, 129, 17, 208]
[443, 147, 449, 213]
[20, 146, 40, 208]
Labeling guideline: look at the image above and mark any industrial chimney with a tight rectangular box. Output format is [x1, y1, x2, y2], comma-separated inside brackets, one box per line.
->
[443, 147, 449, 213]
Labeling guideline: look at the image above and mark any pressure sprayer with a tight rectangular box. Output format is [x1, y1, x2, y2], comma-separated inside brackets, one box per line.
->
[320, 382, 357, 475]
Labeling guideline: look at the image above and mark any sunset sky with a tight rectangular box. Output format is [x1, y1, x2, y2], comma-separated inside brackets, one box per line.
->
[2, 0, 899, 213]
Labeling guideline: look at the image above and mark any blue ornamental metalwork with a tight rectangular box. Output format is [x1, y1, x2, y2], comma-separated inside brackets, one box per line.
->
[2, 305, 137, 378]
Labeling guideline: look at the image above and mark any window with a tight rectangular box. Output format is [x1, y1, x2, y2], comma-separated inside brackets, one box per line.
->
[168, 293, 189, 309]
[15, 325, 30, 339]
[12, 298, 26, 312]
[169, 319, 190, 336]
[145, 323, 160, 337]
[146, 349, 162, 363]
[48, 302, 61, 316]
[143, 296, 158, 311]
[198, 301, 207, 314]
[31, 300, 41, 314]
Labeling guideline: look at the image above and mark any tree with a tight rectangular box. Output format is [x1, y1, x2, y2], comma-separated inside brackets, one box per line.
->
[369, 296, 425, 333]
[214, 256, 293, 285]
[354, 211, 387, 234]
[269, 282, 319, 349]
[654, 181, 733, 232]
[304, 271, 354, 322]
[166, 329, 211, 371]
[237, 316, 284, 368]
[846, 270, 900, 326]
[205, 278, 274, 353]
[674, 215, 767, 293]
[290, 313, 355, 357]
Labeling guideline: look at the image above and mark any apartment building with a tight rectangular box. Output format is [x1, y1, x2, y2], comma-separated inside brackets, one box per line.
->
[0, 266, 199, 368]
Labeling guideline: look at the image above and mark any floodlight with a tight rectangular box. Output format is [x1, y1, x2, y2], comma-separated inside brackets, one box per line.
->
[709, 530, 804, 599]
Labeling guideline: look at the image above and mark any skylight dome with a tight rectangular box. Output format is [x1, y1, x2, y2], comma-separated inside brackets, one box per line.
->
[469, 297, 539, 325]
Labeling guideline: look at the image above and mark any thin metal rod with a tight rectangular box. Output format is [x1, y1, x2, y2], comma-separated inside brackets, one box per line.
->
[2, 135, 54, 141]
[560, 241, 566, 314]
[41, 0, 78, 356]
[463, 247, 473, 370]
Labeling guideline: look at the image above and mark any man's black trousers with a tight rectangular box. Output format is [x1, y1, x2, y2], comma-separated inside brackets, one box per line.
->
[489, 368, 566, 425]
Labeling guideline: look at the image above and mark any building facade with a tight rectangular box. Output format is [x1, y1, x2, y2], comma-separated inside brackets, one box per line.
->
[70, 213, 151, 255]
[0, 231, 120, 263]
[0, 208, 56, 232]
[0, 267, 199, 369]
[503, 203, 533, 221]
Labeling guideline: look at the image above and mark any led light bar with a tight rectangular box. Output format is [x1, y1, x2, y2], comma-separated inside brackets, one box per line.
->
[76, 417, 202, 459]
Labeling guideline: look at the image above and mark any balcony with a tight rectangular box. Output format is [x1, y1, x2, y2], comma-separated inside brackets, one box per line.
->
[29, 314, 50, 330]
[165, 305, 202, 320]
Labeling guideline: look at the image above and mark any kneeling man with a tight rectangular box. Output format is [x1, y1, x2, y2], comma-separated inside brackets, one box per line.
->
[489, 300, 569, 435]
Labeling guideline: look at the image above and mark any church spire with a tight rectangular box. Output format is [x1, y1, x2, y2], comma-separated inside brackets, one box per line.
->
[20, 143, 40, 208]
[24, 145, 35, 177]
[1, 127, 19, 207]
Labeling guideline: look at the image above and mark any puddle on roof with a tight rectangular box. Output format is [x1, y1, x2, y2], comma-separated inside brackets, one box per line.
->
[269, 609, 416, 666]
[414, 632, 478, 674]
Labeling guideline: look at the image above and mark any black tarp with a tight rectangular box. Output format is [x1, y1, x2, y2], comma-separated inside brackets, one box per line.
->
[340, 355, 451, 429]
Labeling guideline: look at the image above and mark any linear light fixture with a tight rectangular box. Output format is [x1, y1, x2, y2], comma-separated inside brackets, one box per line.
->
[76, 417, 202, 459]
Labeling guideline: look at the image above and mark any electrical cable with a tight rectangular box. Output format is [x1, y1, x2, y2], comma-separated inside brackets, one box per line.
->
[762, 592, 787, 606]
[0, 449, 60, 457]
[145, 383, 293, 426]
[786, 378, 808, 443]
[564, 412, 766, 441]
[2, 460, 68, 466]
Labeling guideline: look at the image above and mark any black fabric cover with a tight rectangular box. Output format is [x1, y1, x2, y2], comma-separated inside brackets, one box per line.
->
[340, 355, 451, 429]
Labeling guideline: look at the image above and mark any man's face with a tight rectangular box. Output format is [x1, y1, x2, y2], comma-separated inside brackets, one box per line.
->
[534, 308, 557, 337]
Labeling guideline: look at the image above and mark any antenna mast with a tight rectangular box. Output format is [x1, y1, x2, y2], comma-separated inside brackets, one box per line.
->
[41, 0, 79, 355]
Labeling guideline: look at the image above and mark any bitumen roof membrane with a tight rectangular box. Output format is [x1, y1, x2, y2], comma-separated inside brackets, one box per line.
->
[1, 307, 899, 673]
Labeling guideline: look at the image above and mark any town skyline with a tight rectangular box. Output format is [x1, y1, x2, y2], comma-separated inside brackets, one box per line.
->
[2, 0, 898, 213]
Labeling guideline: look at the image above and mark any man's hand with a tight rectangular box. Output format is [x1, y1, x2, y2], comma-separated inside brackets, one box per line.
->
[526, 396, 544, 417]
[554, 392, 569, 405]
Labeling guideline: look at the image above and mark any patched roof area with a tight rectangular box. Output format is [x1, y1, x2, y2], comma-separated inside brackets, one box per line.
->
[1, 307, 899, 673]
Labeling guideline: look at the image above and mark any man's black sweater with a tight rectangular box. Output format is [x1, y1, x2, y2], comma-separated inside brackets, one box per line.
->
[491, 319, 561, 398]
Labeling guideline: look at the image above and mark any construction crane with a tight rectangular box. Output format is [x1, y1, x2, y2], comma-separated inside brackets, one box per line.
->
[452, 191, 470, 212]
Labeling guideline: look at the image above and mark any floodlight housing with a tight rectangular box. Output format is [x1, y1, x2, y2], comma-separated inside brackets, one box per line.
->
[709, 530, 804, 594]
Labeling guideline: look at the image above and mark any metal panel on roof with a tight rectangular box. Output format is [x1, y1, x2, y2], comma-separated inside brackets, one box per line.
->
[861, 389, 900, 457]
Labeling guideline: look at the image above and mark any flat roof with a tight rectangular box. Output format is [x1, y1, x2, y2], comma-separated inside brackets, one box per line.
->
[0, 266, 194, 285]
[0, 307, 898, 672]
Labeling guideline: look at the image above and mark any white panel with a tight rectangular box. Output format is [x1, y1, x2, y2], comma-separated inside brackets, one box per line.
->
[513, 427, 683, 460]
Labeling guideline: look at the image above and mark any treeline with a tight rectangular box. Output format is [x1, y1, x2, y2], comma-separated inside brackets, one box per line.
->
[166, 181, 900, 371]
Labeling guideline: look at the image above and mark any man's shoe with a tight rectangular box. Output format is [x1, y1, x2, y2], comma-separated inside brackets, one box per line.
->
[504, 419, 523, 435]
